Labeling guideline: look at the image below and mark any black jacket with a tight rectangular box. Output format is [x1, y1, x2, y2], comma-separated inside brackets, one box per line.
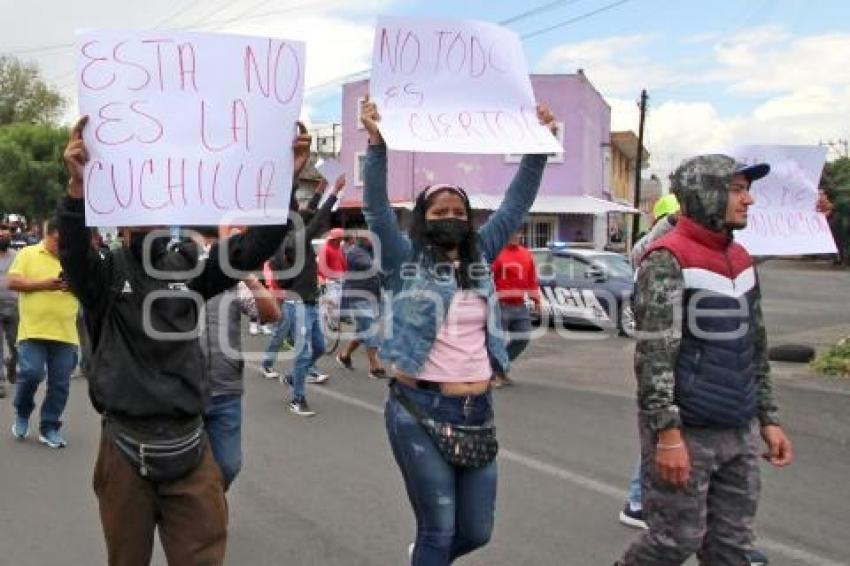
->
[342, 243, 382, 308]
[270, 193, 337, 303]
[57, 197, 288, 426]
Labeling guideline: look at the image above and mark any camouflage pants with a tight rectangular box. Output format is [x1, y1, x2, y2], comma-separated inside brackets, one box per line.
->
[617, 418, 761, 566]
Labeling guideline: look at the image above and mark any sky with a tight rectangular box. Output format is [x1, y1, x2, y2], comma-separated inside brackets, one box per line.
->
[3, 0, 850, 180]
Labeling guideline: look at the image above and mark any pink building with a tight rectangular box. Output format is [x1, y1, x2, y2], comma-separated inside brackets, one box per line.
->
[338, 73, 637, 249]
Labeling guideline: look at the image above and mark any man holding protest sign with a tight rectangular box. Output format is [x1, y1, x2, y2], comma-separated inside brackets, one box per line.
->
[265, 175, 345, 416]
[58, 115, 310, 566]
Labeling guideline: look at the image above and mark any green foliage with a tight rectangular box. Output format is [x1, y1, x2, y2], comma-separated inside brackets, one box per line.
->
[811, 336, 850, 377]
[0, 123, 70, 219]
[820, 157, 850, 266]
[0, 56, 65, 126]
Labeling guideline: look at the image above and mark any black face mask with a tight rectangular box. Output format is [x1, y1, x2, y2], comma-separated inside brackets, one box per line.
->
[0, 237, 10, 251]
[425, 218, 471, 249]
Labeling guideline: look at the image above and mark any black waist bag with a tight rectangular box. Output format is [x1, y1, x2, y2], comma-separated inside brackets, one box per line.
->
[391, 384, 498, 468]
[105, 418, 206, 483]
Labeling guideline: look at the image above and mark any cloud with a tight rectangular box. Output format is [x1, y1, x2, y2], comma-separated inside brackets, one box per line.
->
[549, 26, 849, 182]
[709, 27, 850, 95]
[753, 86, 842, 120]
[682, 32, 721, 45]
[538, 34, 676, 96]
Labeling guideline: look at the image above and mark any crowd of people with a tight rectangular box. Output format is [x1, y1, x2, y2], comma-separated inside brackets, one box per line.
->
[0, 94, 809, 566]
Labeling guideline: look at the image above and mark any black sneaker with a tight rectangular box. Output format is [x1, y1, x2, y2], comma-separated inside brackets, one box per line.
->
[368, 368, 387, 379]
[618, 503, 647, 529]
[747, 549, 769, 565]
[288, 398, 316, 417]
[335, 354, 353, 370]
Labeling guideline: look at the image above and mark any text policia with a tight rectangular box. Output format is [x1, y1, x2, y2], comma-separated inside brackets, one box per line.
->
[77, 35, 302, 218]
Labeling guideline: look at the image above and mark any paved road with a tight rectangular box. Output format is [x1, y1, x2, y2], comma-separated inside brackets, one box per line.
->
[1, 260, 849, 565]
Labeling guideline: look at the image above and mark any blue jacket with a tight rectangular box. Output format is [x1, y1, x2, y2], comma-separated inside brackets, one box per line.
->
[647, 217, 759, 428]
[362, 144, 547, 377]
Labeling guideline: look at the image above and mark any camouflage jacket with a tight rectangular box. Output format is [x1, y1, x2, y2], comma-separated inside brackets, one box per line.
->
[633, 248, 779, 431]
[630, 214, 677, 269]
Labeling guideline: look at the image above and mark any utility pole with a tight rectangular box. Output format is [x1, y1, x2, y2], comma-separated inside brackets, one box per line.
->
[631, 89, 648, 248]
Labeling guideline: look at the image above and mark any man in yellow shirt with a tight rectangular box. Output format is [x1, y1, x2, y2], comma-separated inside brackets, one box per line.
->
[8, 218, 79, 449]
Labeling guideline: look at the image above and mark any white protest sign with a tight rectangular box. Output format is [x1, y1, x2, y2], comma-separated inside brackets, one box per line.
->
[729, 145, 836, 256]
[76, 29, 305, 226]
[316, 159, 346, 211]
[316, 158, 345, 185]
[370, 16, 563, 155]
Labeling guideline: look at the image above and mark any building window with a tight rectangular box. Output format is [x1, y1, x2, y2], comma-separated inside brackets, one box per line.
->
[521, 215, 558, 249]
[504, 121, 566, 164]
[354, 152, 366, 186]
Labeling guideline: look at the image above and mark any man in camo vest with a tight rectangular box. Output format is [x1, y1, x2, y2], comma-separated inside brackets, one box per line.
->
[616, 155, 793, 565]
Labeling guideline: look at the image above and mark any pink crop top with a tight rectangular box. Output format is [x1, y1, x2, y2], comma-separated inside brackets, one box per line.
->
[416, 291, 492, 383]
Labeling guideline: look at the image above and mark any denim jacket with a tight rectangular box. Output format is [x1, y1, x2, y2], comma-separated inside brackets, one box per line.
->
[362, 144, 547, 377]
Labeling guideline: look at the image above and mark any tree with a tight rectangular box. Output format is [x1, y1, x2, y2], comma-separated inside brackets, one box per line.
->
[0, 123, 69, 220]
[0, 56, 65, 126]
[820, 157, 850, 266]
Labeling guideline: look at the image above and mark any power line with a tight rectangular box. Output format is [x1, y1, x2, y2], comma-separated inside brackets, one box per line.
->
[193, 0, 343, 29]
[151, 0, 206, 29]
[2, 0, 208, 56]
[307, 0, 638, 96]
[520, 0, 634, 40]
[201, 0, 326, 32]
[500, 0, 584, 25]
[44, 0, 638, 105]
[180, 0, 246, 30]
[4, 42, 70, 56]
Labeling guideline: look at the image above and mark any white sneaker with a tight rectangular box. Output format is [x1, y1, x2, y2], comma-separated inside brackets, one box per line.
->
[261, 324, 273, 335]
[249, 322, 259, 335]
[306, 372, 329, 384]
[261, 366, 280, 380]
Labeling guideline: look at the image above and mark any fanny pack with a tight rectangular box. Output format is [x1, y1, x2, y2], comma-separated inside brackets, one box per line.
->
[105, 417, 206, 483]
[391, 383, 498, 468]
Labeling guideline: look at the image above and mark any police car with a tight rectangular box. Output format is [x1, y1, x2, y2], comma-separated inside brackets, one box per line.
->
[531, 244, 635, 335]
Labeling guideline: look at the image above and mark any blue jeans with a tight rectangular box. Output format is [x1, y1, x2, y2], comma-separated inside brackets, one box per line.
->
[0, 310, 17, 382]
[346, 298, 380, 348]
[262, 301, 295, 370]
[500, 304, 532, 362]
[13, 339, 78, 433]
[204, 394, 243, 490]
[290, 303, 325, 400]
[628, 457, 642, 507]
[385, 382, 497, 565]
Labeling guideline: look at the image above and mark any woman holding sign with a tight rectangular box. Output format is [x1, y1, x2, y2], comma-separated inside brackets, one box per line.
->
[360, 96, 557, 565]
